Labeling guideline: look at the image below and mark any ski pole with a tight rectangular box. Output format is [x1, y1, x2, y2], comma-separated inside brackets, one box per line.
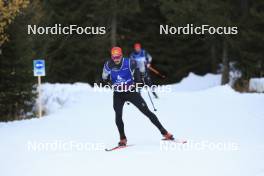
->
[148, 66, 166, 79]
[143, 79, 157, 111]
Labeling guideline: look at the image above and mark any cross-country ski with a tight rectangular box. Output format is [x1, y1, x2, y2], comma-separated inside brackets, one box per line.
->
[105, 144, 134, 152]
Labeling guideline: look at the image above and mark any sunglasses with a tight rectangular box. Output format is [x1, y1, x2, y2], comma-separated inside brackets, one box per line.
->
[112, 55, 122, 61]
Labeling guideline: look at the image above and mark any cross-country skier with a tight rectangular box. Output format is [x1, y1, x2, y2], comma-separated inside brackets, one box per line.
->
[102, 46, 174, 146]
[130, 43, 158, 98]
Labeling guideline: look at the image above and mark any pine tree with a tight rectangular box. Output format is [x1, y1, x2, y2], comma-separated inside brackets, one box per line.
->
[0, 0, 35, 121]
[237, 0, 264, 79]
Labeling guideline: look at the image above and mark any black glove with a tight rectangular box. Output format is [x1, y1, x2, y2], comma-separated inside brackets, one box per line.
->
[101, 79, 111, 86]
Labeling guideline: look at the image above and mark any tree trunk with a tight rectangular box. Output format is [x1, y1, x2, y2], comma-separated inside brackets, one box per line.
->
[221, 40, 229, 85]
[210, 42, 217, 73]
[110, 1, 117, 47]
[240, 0, 249, 16]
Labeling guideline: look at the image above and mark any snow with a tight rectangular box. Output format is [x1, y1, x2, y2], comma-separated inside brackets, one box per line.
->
[1, 73, 264, 176]
[249, 78, 264, 93]
[171, 72, 221, 91]
[41, 83, 93, 114]
[218, 62, 242, 87]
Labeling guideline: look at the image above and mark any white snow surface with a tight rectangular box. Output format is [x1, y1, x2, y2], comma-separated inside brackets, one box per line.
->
[1, 73, 264, 176]
[249, 78, 264, 93]
[171, 72, 221, 91]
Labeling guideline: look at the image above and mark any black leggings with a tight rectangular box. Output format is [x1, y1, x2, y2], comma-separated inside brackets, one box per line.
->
[113, 91, 167, 140]
[134, 68, 152, 86]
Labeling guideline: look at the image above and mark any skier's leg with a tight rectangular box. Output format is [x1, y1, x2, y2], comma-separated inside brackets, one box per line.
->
[144, 71, 158, 98]
[128, 92, 167, 135]
[134, 68, 144, 93]
[134, 68, 141, 83]
[113, 92, 126, 139]
[144, 75, 151, 86]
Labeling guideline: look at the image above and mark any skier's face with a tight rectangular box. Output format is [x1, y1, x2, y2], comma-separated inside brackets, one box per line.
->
[134, 47, 141, 53]
[112, 55, 122, 64]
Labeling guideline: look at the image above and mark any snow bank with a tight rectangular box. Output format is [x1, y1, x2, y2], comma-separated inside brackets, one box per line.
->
[171, 72, 221, 91]
[41, 83, 92, 114]
[249, 78, 264, 93]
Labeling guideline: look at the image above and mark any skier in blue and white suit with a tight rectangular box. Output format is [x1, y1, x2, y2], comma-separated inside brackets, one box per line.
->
[102, 46, 173, 146]
[130, 43, 158, 98]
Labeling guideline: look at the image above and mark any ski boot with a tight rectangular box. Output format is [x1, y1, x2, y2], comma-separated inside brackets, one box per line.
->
[163, 132, 174, 140]
[118, 138, 127, 146]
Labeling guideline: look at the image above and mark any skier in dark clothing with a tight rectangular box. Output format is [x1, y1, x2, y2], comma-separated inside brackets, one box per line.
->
[102, 46, 173, 146]
[130, 43, 158, 98]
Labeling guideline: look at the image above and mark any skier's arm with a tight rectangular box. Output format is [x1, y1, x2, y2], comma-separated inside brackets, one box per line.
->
[145, 50, 152, 68]
[146, 51, 152, 64]
[130, 59, 137, 74]
[102, 62, 110, 82]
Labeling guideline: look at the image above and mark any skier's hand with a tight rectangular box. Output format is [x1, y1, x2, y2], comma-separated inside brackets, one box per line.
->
[147, 63, 151, 68]
[101, 79, 111, 86]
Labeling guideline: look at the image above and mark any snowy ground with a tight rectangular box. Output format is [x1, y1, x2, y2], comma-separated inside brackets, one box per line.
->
[250, 78, 264, 93]
[1, 73, 264, 176]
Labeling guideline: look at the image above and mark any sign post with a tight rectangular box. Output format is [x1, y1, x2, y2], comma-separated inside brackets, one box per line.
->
[33, 60, 45, 118]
